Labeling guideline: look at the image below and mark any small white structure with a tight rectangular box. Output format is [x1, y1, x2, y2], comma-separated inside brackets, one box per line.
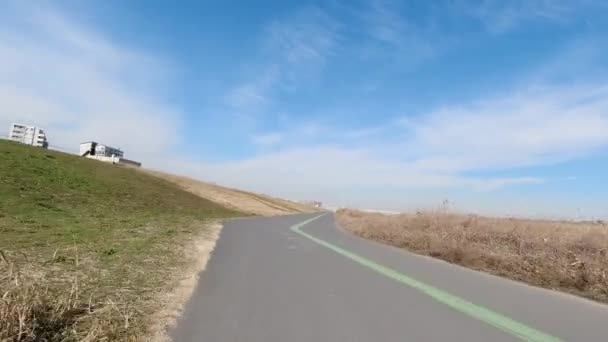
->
[80, 141, 124, 158]
[301, 200, 323, 208]
[80, 141, 141, 167]
[8, 123, 48, 148]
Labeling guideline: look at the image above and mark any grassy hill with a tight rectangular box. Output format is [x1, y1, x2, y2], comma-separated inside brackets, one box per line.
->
[0, 140, 243, 341]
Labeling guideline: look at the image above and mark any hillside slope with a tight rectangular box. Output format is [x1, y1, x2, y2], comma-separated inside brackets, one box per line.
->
[0, 140, 242, 340]
[144, 170, 319, 216]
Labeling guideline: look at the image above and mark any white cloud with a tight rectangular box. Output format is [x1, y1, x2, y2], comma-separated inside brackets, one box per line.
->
[165, 81, 608, 219]
[186, 146, 544, 193]
[408, 84, 608, 172]
[0, 3, 180, 159]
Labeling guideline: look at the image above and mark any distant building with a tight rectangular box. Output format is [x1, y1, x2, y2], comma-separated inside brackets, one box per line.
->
[79, 141, 124, 158]
[8, 123, 49, 148]
[79, 141, 141, 167]
[301, 200, 323, 208]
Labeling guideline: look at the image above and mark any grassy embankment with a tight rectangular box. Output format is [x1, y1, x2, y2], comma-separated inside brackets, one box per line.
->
[337, 209, 608, 303]
[0, 140, 243, 341]
[144, 170, 318, 216]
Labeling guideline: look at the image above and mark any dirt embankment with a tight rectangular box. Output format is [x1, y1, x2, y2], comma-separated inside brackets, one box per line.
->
[144, 170, 319, 216]
[337, 209, 608, 303]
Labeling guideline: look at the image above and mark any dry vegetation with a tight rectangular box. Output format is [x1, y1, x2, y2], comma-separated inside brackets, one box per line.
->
[1, 251, 133, 342]
[337, 208, 608, 303]
[1, 221, 221, 342]
[0, 141, 241, 341]
[144, 170, 318, 216]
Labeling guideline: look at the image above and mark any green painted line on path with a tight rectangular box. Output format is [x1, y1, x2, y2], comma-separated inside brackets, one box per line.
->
[291, 214, 562, 342]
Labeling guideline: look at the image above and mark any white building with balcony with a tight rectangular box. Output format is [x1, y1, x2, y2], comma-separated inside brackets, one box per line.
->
[80, 141, 141, 167]
[79, 141, 124, 158]
[8, 123, 49, 148]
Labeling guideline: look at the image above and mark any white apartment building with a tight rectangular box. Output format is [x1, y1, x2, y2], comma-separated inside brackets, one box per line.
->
[8, 123, 49, 148]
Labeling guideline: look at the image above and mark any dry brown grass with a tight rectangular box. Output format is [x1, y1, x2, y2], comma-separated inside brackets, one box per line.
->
[1, 250, 124, 342]
[143, 170, 319, 216]
[0, 221, 224, 342]
[336, 209, 608, 303]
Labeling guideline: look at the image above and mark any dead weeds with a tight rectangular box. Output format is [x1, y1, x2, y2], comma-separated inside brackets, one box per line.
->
[1, 250, 137, 342]
[337, 209, 608, 303]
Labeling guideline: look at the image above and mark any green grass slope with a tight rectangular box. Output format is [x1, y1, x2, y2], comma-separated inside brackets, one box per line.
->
[0, 140, 242, 340]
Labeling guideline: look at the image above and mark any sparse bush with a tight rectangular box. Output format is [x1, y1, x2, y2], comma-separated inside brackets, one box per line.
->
[336, 209, 608, 303]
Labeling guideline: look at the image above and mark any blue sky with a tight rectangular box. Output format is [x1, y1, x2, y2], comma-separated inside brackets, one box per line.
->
[1, 0, 608, 219]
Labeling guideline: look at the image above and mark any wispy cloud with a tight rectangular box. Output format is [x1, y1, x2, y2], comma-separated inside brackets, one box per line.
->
[225, 6, 339, 117]
[464, 0, 604, 33]
[364, 0, 409, 46]
[264, 7, 338, 68]
[0, 3, 180, 159]
[226, 66, 279, 113]
[251, 132, 283, 146]
[470, 177, 545, 191]
[225, 1, 467, 120]
[350, 0, 443, 68]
